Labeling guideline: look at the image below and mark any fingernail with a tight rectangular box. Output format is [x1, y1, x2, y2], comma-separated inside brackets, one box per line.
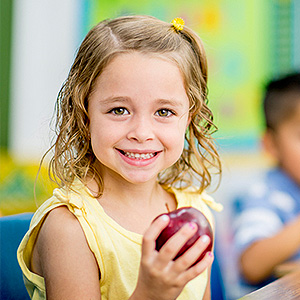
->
[160, 215, 169, 222]
[200, 235, 210, 243]
[188, 222, 197, 230]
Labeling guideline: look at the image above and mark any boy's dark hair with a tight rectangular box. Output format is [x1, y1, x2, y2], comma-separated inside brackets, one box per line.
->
[263, 72, 300, 130]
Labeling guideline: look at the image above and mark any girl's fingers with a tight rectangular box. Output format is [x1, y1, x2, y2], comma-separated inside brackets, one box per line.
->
[157, 222, 198, 263]
[142, 215, 170, 257]
[173, 234, 212, 271]
[142, 216, 212, 278]
[140, 218, 213, 289]
[177, 251, 214, 285]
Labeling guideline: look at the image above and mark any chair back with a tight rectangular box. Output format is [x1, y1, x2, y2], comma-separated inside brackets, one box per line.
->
[0, 213, 33, 300]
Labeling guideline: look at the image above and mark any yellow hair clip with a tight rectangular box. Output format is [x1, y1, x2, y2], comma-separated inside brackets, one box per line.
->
[171, 17, 185, 31]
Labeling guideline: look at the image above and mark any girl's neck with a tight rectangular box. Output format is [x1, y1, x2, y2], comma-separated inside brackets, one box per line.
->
[88, 175, 176, 235]
[88, 162, 165, 207]
[101, 177, 164, 207]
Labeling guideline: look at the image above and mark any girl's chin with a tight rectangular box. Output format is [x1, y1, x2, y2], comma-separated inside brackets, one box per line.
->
[121, 174, 158, 185]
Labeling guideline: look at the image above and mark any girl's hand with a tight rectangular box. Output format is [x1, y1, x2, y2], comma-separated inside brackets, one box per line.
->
[131, 215, 213, 300]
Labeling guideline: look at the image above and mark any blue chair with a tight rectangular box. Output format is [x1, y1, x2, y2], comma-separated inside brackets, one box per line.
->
[211, 243, 226, 300]
[0, 213, 33, 300]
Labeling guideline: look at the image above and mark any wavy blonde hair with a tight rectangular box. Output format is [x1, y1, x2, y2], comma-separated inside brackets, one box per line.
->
[44, 15, 221, 197]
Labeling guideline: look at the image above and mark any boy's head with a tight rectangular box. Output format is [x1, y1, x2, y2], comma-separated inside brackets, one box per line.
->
[262, 72, 300, 185]
[263, 73, 300, 130]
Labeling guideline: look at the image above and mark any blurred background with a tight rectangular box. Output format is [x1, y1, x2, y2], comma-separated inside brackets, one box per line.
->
[0, 0, 299, 298]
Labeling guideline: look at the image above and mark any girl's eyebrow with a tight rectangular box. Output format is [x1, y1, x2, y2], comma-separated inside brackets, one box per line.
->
[100, 96, 131, 105]
[156, 98, 185, 107]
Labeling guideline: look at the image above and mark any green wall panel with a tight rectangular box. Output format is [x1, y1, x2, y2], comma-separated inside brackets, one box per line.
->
[0, 0, 13, 150]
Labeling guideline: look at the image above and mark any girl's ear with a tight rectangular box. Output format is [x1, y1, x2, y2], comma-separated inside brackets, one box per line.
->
[262, 129, 279, 159]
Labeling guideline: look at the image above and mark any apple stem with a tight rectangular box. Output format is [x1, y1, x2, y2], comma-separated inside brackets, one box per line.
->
[165, 203, 170, 213]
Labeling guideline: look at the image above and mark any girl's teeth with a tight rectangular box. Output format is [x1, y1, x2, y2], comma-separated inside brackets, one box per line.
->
[124, 152, 154, 159]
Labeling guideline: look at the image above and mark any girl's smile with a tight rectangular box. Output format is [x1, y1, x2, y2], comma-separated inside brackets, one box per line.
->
[117, 148, 161, 167]
[88, 52, 190, 185]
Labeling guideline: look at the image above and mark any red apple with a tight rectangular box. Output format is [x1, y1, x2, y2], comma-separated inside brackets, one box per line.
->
[155, 207, 213, 264]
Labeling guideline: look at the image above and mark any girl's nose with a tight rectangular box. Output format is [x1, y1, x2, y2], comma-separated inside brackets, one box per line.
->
[126, 116, 155, 143]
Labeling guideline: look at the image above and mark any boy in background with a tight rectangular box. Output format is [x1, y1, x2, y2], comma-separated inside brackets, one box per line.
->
[234, 73, 300, 285]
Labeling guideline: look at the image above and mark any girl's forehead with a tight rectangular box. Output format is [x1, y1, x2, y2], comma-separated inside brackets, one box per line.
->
[96, 52, 185, 86]
[89, 52, 189, 108]
[91, 51, 189, 96]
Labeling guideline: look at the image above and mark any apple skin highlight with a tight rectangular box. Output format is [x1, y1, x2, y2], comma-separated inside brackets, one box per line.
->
[155, 207, 213, 264]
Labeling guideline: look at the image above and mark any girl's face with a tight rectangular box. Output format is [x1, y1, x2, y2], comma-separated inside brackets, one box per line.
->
[88, 52, 190, 185]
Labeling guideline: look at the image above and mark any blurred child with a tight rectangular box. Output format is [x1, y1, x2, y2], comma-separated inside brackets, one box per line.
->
[17, 15, 222, 300]
[234, 73, 300, 285]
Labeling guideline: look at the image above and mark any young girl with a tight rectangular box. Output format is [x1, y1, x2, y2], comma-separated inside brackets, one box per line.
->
[18, 15, 222, 300]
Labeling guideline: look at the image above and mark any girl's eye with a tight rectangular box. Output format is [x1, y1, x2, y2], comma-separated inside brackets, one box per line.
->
[156, 109, 174, 117]
[109, 107, 129, 115]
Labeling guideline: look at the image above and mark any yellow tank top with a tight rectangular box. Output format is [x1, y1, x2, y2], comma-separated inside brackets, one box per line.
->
[17, 181, 222, 300]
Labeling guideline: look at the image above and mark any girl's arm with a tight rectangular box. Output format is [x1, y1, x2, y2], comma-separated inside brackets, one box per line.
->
[129, 215, 213, 300]
[240, 215, 300, 284]
[32, 206, 101, 300]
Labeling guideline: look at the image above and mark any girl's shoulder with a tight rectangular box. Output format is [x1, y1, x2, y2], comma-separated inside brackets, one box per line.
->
[32, 205, 85, 270]
[31, 205, 101, 298]
[18, 184, 101, 299]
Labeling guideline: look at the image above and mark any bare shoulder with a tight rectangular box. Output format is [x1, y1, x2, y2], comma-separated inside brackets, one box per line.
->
[39, 206, 82, 242]
[33, 206, 101, 299]
[34, 206, 85, 258]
